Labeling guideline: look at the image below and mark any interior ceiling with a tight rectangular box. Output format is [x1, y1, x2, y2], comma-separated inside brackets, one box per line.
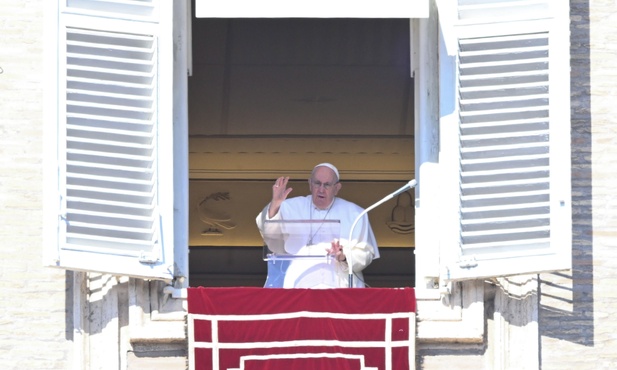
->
[188, 18, 415, 181]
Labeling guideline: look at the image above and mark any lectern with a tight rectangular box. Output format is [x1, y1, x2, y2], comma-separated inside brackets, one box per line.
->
[261, 219, 341, 288]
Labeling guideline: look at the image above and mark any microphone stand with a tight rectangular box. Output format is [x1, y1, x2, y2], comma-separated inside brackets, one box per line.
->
[347, 179, 417, 288]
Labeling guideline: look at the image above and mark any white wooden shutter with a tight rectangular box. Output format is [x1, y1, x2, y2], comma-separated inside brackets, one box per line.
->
[44, 0, 176, 280]
[443, 1, 571, 281]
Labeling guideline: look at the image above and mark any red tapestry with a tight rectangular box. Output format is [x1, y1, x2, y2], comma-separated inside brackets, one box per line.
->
[187, 287, 416, 370]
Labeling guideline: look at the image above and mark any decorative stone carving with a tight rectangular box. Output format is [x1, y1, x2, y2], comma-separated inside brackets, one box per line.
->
[197, 192, 237, 236]
[386, 191, 414, 234]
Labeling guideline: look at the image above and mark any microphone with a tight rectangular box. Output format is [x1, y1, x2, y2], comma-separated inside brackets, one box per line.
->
[346, 179, 417, 288]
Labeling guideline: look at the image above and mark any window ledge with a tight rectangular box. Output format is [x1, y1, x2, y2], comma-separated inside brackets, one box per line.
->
[416, 280, 485, 343]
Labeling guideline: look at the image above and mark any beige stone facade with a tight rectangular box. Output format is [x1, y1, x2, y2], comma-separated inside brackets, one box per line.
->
[0, 2, 72, 369]
[1, 1, 615, 369]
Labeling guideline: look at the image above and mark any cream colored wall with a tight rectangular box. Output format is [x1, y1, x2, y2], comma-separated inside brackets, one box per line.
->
[0, 2, 73, 369]
[538, 1, 617, 369]
[2, 1, 615, 369]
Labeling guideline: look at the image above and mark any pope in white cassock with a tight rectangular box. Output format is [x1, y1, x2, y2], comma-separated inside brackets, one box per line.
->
[256, 163, 379, 288]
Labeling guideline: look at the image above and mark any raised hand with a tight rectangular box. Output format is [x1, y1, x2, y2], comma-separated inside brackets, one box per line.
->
[268, 176, 293, 218]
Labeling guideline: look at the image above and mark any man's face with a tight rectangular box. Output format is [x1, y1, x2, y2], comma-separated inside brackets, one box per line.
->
[309, 166, 341, 210]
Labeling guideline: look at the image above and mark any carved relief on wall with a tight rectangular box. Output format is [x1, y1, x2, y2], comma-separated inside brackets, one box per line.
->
[386, 191, 414, 234]
[190, 180, 414, 247]
[197, 192, 237, 236]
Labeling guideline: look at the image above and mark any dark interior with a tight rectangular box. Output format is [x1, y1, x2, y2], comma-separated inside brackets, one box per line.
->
[187, 16, 415, 288]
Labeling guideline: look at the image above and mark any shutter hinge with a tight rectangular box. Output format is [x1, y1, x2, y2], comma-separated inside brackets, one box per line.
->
[139, 251, 160, 264]
[163, 277, 187, 299]
[458, 256, 478, 269]
[440, 280, 452, 306]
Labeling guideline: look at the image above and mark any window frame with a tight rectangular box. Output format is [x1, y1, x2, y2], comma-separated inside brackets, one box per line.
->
[194, 0, 429, 18]
[44, 2, 571, 332]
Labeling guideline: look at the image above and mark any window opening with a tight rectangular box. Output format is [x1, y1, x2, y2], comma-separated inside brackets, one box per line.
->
[187, 17, 416, 287]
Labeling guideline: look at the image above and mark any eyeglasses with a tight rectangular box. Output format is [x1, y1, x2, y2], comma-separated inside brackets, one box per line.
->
[311, 180, 338, 190]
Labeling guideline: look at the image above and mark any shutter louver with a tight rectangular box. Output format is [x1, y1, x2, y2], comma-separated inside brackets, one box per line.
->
[63, 26, 160, 258]
[457, 32, 552, 258]
[457, 0, 550, 22]
[66, 0, 157, 20]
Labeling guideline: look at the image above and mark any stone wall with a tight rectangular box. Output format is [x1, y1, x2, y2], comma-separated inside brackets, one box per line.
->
[0, 0, 615, 369]
[540, 0, 617, 369]
[0, 1, 72, 369]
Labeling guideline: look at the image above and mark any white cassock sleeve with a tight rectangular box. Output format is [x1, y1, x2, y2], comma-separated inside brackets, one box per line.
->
[256, 203, 286, 254]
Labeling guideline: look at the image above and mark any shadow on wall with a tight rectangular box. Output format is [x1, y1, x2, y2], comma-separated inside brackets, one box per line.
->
[538, 0, 593, 347]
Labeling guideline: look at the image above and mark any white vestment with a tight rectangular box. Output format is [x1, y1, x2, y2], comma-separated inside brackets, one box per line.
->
[256, 195, 379, 288]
